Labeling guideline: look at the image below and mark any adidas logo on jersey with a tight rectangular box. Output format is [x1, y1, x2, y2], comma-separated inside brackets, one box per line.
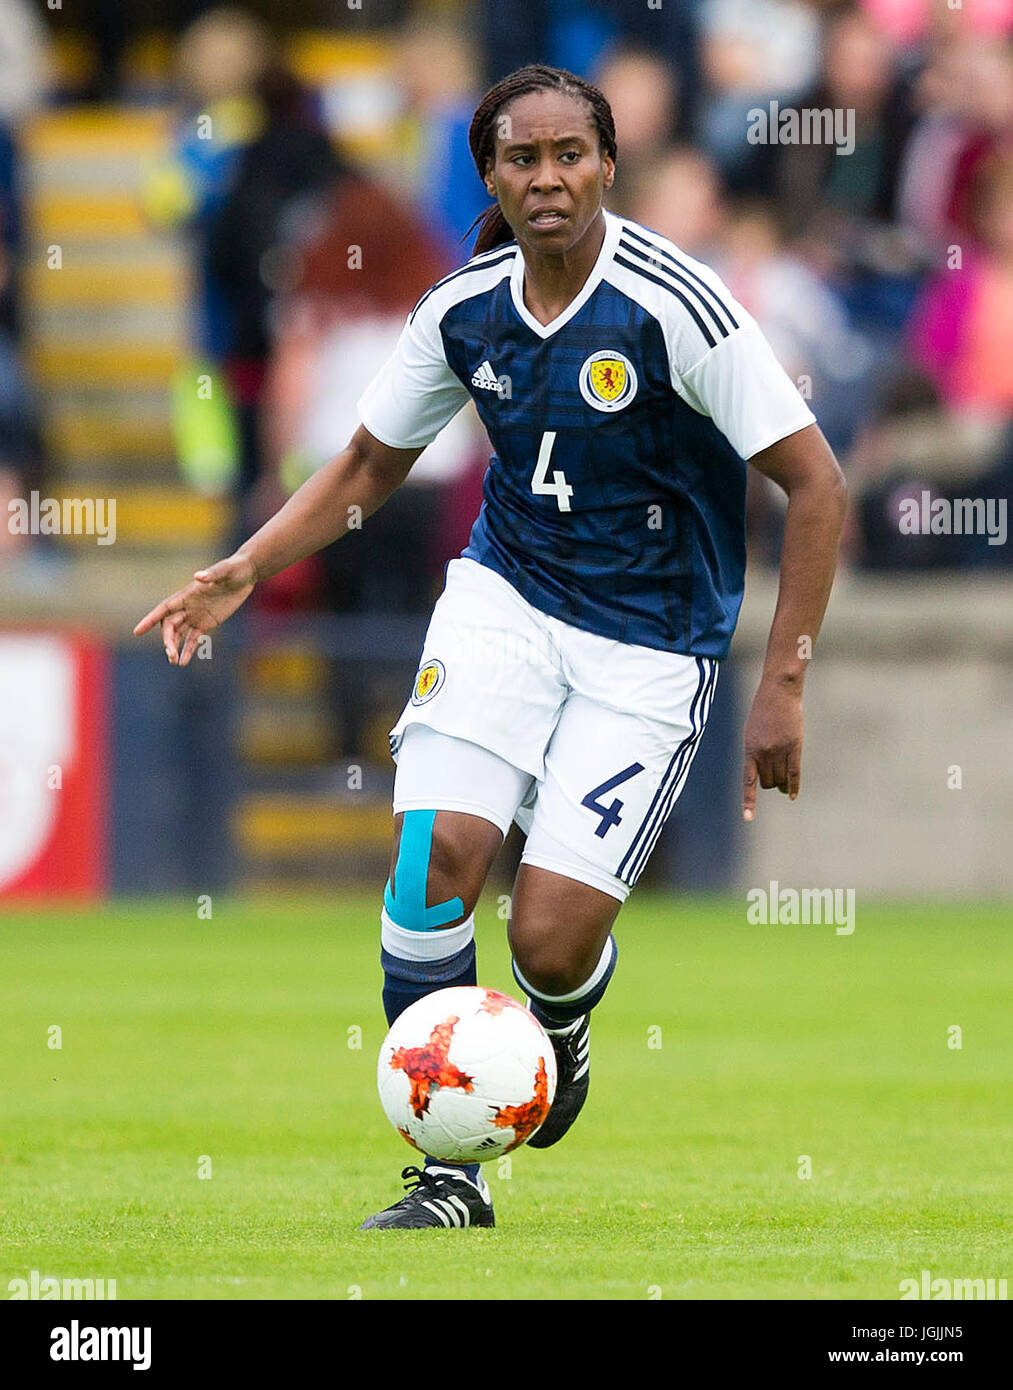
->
[471, 360, 502, 393]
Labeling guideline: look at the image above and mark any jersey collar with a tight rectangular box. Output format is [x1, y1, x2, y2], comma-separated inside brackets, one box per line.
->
[509, 209, 622, 339]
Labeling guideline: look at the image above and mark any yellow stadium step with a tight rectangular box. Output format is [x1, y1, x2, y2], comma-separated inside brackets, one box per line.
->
[235, 795, 393, 857]
[27, 191, 155, 241]
[25, 260, 186, 306]
[46, 407, 175, 465]
[23, 108, 171, 160]
[285, 32, 393, 83]
[238, 707, 336, 766]
[29, 342, 182, 388]
[48, 485, 231, 547]
[242, 646, 330, 697]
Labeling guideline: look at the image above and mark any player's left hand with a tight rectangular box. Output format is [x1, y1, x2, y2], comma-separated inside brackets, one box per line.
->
[741, 679, 803, 821]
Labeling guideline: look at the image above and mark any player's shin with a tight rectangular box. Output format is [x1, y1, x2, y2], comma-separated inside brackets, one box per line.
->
[379, 907, 482, 1185]
[510, 934, 616, 1148]
[380, 907, 477, 1023]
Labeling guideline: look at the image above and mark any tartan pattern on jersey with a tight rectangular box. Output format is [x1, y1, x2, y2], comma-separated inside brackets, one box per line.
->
[439, 257, 748, 657]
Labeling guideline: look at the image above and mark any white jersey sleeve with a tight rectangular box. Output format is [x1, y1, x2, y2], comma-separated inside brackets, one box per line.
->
[664, 257, 816, 460]
[608, 221, 816, 460]
[356, 296, 470, 451]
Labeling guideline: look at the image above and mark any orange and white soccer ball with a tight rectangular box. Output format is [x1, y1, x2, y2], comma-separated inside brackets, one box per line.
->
[377, 986, 557, 1163]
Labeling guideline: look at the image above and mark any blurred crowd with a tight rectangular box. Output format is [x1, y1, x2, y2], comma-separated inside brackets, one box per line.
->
[2, 0, 1013, 608]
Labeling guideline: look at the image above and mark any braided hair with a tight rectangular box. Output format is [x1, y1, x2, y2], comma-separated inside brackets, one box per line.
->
[466, 65, 617, 255]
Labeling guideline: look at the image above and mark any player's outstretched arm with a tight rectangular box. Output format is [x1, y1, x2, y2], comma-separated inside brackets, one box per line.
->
[741, 422, 847, 821]
[133, 425, 423, 666]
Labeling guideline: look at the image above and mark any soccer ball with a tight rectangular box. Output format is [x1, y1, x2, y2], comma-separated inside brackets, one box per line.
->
[377, 986, 557, 1163]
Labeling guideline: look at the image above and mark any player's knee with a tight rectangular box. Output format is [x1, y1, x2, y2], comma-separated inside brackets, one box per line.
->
[386, 810, 490, 932]
[509, 928, 592, 997]
[426, 825, 482, 922]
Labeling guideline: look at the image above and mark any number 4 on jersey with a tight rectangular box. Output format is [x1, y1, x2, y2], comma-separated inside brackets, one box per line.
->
[582, 762, 645, 837]
[531, 431, 573, 512]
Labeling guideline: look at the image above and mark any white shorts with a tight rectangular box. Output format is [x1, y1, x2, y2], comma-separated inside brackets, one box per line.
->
[389, 558, 719, 901]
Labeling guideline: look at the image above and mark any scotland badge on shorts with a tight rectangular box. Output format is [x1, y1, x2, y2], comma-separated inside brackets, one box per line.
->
[410, 658, 445, 706]
[579, 350, 638, 413]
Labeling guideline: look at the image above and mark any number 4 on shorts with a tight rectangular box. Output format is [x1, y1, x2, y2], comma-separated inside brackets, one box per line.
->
[582, 762, 645, 837]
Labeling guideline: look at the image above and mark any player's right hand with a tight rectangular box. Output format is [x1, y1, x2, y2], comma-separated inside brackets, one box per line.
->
[132, 552, 257, 666]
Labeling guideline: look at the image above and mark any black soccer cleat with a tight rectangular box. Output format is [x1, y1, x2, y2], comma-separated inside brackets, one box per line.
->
[527, 1014, 590, 1149]
[359, 1164, 495, 1230]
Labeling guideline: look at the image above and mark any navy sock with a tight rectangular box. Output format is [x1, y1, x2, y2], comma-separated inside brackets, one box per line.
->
[381, 939, 476, 1026]
[424, 1156, 481, 1185]
[381, 939, 482, 1188]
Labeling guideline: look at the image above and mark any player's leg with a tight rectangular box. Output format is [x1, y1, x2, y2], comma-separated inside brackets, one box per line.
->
[380, 807, 501, 1028]
[362, 725, 534, 1230]
[509, 863, 620, 999]
[508, 865, 620, 1148]
[361, 558, 565, 1226]
[508, 652, 720, 1147]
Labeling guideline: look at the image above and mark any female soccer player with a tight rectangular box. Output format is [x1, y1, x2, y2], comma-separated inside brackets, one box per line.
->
[135, 65, 847, 1230]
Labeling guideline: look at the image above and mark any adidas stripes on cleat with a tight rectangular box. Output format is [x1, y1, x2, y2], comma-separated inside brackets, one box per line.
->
[359, 1165, 495, 1230]
[528, 1014, 590, 1149]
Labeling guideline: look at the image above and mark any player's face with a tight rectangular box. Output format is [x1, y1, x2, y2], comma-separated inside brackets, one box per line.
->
[485, 90, 615, 255]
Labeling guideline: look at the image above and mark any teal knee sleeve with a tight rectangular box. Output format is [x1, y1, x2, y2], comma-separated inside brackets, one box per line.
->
[384, 808, 464, 932]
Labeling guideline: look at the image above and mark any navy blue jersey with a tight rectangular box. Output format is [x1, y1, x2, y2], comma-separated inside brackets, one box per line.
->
[358, 211, 814, 657]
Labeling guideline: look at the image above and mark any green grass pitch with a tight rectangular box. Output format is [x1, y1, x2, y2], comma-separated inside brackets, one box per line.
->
[1, 895, 1010, 1300]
